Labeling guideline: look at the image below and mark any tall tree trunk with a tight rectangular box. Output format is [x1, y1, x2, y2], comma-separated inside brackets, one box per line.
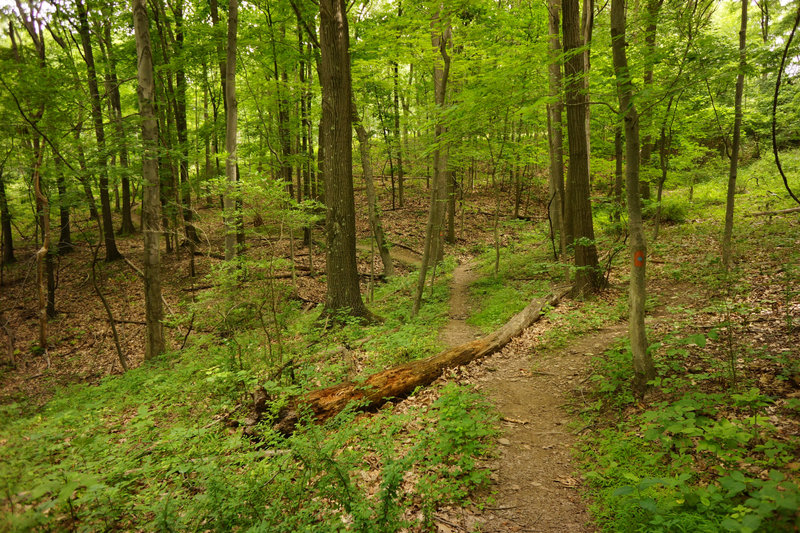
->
[174, 1, 199, 243]
[101, 17, 135, 235]
[224, 0, 239, 260]
[613, 124, 623, 223]
[547, 0, 567, 261]
[0, 169, 15, 265]
[562, 0, 601, 294]
[638, 0, 663, 195]
[74, 122, 100, 221]
[581, 0, 594, 178]
[393, 59, 405, 208]
[76, 0, 122, 261]
[412, 11, 451, 317]
[611, 0, 656, 398]
[722, 0, 748, 269]
[55, 159, 73, 254]
[319, 0, 370, 319]
[353, 104, 394, 277]
[32, 140, 49, 347]
[133, 0, 166, 361]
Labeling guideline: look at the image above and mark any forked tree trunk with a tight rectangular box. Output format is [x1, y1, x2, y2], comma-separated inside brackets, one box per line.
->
[722, 0, 748, 269]
[134, 0, 166, 361]
[611, 0, 656, 398]
[353, 104, 394, 277]
[262, 287, 570, 435]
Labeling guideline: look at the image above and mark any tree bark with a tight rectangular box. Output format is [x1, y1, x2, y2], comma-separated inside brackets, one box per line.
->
[412, 11, 451, 317]
[32, 140, 49, 349]
[174, 1, 199, 243]
[319, 0, 371, 319]
[100, 17, 135, 235]
[562, 0, 602, 294]
[353, 104, 394, 277]
[134, 0, 166, 361]
[638, 0, 663, 193]
[611, 0, 656, 398]
[55, 159, 73, 254]
[722, 0, 748, 270]
[393, 58, 405, 208]
[224, 0, 239, 260]
[265, 287, 570, 435]
[546, 0, 567, 260]
[613, 124, 623, 223]
[76, 0, 122, 262]
[0, 169, 15, 265]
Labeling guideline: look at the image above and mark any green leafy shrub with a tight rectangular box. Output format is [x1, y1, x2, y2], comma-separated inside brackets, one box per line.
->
[643, 196, 689, 224]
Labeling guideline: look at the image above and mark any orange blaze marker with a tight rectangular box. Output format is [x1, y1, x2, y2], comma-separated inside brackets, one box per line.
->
[633, 250, 645, 267]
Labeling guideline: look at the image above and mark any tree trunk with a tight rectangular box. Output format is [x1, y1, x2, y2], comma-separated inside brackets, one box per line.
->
[722, 0, 748, 269]
[32, 139, 49, 349]
[562, 0, 602, 294]
[611, 0, 656, 398]
[581, 0, 594, 178]
[174, 2, 199, 243]
[353, 104, 394, 277]
[638, 0, 663, 195]
[547, 0, 567, 261]
[133, 0, 166, 361]
[224, 0, 239, 260]
[0, 169, 15, 265]
[74, 123, 99, 221]
[55, 161, 73, 254]
[264, 287, 570, 435]
[319, 0, 370, 319]
[613, 124, 623, 223]
[76, 0, 122, 262]
[393, 59, 405, 208]
[412, 12, 451, 317]
[101, 19, 135, 236]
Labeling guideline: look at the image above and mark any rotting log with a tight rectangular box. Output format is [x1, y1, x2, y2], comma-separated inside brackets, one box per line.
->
[745, 206, 800, 217]
[253, 286, 570, 435]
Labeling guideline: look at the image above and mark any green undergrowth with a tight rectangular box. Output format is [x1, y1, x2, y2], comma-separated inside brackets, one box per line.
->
[579, 331, 800, 532]
[467, 221, 564, 332]
[1, 257, 500, 530]
[577, 154, 800, 532]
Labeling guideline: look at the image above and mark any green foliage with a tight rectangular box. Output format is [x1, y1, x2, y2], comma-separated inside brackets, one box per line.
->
[643, 195, 690, 224]
[580, 326, 800, 533]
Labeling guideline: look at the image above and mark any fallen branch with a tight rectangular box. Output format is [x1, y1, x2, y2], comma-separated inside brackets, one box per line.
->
[745, 206, 800, 217]
[254, 286, 570, 435]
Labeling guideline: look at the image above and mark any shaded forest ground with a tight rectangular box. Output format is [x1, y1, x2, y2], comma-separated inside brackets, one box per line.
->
[0, 177, 542, 406]
[2, 158, 800, 530]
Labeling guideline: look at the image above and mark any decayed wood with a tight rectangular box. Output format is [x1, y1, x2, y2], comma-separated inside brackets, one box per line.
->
[260, 286, 570, 435]
[745, 206, 800, 217]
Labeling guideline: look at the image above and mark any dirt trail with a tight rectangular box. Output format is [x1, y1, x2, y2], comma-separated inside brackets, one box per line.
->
[435, 260, 627, 532]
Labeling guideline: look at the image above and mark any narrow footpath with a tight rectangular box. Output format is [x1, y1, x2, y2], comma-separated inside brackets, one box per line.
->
[434, 259, 626, 532]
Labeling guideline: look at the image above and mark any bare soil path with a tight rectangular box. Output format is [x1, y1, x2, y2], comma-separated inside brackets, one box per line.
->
[434, 259, 628, 532]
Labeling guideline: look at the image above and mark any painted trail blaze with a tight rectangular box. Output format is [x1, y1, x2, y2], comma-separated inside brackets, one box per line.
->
[634, 250, 645, 267]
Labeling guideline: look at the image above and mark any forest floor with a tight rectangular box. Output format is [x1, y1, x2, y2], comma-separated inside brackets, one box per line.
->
[3, 168, 800, 531]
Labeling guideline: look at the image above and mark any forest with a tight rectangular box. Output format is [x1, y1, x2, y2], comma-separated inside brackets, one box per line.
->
[1, 0, 799, 529]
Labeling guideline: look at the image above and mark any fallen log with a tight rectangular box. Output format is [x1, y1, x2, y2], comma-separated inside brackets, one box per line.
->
[745, 206, 800, 217]
[253, 286, 570, 435]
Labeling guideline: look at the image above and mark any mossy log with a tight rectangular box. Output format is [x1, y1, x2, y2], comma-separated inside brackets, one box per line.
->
[252, 286, 570, 435]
